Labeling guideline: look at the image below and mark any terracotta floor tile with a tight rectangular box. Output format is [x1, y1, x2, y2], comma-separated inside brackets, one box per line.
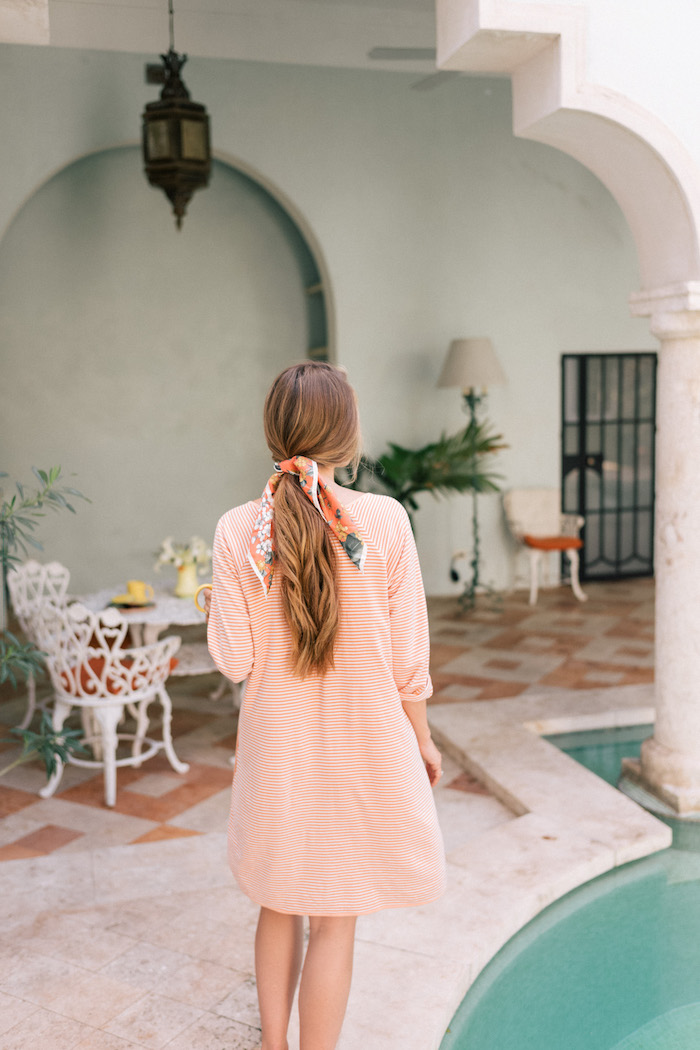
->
[0, 785, 39, 818]
[431, 684, 484, 704]
[59, 761, 233, 819]
[429, 643, 469, 670]
[213, 733, 238, 751]
[617, 645, 653, 657]
[485, 658, 521, 671]
[474, 680, 529, 700]
[130, 824, 203, 844]
[539, 658, 654, 690]
[446, 771, 492, 796]
[606, 621, 655, 641]
[168, 710, 218, 738]
[12, 823, 85, 854]
[484, 628, 591, 656]
[0, 842, 43, 861]
[430, 673, 528, 702]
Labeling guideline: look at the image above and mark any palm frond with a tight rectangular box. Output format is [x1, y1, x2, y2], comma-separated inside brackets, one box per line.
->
[352, 420, 506, 526]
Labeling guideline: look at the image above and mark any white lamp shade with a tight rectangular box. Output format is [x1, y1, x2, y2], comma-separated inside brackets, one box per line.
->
[438, 337, 506, 390]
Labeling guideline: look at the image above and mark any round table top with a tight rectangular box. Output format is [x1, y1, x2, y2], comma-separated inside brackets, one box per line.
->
[79, 586, 206, 627]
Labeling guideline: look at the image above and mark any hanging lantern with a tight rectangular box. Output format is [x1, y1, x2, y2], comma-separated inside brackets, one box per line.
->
[141, 4, 211, 229]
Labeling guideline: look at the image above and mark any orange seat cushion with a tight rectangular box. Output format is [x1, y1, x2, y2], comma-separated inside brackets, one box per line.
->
[60, 656, 179, 696]
[524, 534, 583, 551]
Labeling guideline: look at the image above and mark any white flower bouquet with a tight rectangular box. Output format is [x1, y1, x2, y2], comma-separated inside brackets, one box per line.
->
[154, 535, 211, 576]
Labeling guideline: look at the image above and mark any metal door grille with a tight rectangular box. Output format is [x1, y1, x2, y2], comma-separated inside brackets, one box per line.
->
[561, 353, 657, 580]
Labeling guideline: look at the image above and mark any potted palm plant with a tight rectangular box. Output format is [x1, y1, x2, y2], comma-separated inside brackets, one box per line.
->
[353, 417, 505, 526]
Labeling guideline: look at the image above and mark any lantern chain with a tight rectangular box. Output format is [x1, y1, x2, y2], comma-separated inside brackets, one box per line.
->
[168, 0, 175, 52]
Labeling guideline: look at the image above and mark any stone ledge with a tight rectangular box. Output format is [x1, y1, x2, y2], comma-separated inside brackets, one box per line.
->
[0, 685, 673, 1050]
[417, 684, 672, 1048]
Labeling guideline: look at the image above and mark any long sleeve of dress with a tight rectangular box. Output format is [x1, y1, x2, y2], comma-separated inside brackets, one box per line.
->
[207, 516, 254, 683]
[386, 506, 433, 703]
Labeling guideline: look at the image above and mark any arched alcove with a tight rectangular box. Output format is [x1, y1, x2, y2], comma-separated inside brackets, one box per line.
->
[0, 146, 330, 589]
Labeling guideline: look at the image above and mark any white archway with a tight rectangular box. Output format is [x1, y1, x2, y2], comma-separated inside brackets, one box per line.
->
[437, 0, 700, 811]
[437, 0, 700, 300]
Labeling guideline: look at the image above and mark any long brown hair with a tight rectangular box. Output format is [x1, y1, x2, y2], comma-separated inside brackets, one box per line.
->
[263, 361, 361, 676]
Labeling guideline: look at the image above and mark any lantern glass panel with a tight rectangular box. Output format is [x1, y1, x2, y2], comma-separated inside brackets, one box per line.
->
[146, 120, 174, 161]
[181, 119, 208, 161]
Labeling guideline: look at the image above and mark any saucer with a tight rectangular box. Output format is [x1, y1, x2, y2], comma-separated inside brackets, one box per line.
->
[110, 595, 155, 609]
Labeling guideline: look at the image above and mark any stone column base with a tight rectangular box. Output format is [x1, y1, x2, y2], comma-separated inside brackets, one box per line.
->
[623, 736, 700, 814]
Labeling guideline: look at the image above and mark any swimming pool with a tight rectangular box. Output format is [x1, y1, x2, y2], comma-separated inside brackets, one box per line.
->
[440, 724, 700, 1050]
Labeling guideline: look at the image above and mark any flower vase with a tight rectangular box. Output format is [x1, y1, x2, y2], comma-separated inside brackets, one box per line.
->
[174, 562, 198, 598]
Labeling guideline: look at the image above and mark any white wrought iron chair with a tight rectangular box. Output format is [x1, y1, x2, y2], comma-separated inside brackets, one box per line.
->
[503, 488, 587, 606]
[7, 559, 71, 729]
[37, 602, 188, 807]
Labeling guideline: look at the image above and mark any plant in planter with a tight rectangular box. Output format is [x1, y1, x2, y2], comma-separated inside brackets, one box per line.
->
[352, 417, 505, 525]
[0, 466, 89, 771]
[0, 710, 87, 780]
[1, 466, 88, 636]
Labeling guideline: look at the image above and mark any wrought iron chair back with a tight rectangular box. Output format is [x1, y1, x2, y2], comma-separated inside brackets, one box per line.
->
[42, 602, 181, 704]
[36, 601, 187, 807]
[6, 559, 71, 728]
[7, 559, 71, 634]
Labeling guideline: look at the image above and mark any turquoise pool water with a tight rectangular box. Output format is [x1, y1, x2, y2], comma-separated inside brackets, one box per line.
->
[441, 725, 700, 1050]
[544, 723, 653, 786]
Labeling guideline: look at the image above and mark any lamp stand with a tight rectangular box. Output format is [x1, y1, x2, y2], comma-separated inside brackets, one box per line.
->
[459, 389, 499, 612]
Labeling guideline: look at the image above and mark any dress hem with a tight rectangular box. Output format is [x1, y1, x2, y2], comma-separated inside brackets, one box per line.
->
[232, 875, 447, 917]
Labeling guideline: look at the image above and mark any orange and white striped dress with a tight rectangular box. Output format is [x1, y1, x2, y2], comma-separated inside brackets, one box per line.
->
[207, 492, 446, 916]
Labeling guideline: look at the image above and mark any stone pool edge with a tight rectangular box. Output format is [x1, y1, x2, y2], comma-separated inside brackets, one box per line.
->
[414, 682, 672, 1049]
[0, 683, 671, 1050]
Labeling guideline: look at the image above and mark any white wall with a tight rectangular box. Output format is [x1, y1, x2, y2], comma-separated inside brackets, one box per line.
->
[505, 0, 700, 172]
[0, 44, 654, 593]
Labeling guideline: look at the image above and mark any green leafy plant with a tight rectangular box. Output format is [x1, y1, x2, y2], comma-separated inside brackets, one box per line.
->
[0, 711, 88, 780]
[354, 418, 506, 524]
[0, 631, 46, 689]
[0, 468, 89, 776]
[0, 466, 88, 632]
[1, 466, 87, 578]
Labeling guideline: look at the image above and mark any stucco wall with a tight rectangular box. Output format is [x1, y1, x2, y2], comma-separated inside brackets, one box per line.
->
[504, 0, 700, 171]
[0, 43, 654, 593]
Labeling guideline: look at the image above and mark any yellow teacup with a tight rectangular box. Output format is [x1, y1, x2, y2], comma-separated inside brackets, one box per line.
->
[126, 580, 154, 604]
[194, 583, 212, 614]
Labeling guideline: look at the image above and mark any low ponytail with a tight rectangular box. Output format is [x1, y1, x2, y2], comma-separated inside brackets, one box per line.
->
[274, 474, 338, 676]
[263, 362, 361, 677]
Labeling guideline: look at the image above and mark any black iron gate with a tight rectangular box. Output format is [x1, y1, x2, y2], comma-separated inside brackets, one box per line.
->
[561, 353, 657, 581]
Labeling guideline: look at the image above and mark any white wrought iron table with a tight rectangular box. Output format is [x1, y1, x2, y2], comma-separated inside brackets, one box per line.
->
[79, 586, 205, 645]
[79, 586, 237, 700]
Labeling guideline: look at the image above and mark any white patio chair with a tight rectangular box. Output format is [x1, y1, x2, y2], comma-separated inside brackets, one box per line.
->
[503, 488, 587, 606]
[37, 601, 188, 808]
[7, 560, 71, 729]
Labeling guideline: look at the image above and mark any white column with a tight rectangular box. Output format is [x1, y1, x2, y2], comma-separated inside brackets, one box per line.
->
[638, 307, 700, 812]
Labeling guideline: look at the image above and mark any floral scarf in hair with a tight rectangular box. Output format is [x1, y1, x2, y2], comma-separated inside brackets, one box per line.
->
[249, 455, 366, 595]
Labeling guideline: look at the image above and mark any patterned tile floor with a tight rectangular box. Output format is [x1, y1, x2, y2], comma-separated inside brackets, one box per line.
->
[0, 578, 654, 1048]
[0, 578, 654, 863]
[430, 577, 654, 701]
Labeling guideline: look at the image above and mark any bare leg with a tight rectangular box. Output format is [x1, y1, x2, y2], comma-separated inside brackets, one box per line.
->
[299, 915, 357, 1050]
[256, 907, 304, 1050]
